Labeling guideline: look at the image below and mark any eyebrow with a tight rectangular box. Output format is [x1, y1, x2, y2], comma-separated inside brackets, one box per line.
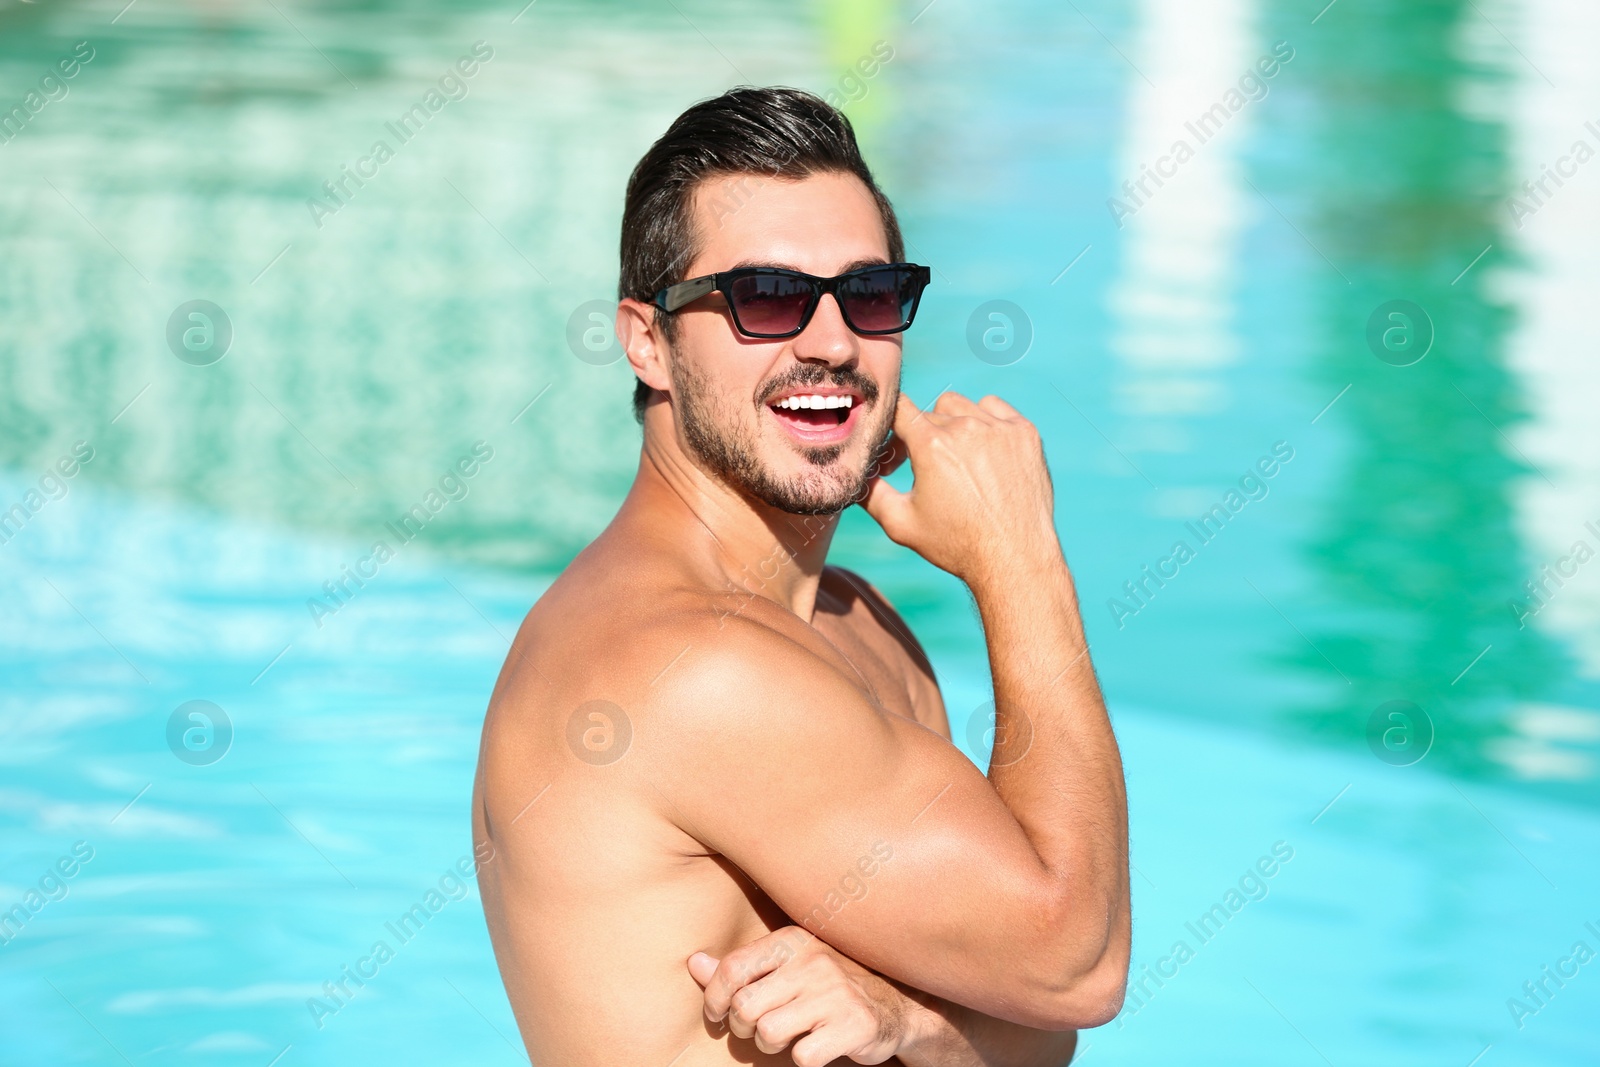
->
[723, 256, 891, 274]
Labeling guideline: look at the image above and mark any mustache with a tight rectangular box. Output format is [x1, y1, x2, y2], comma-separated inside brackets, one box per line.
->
[758, 365, 881, 406]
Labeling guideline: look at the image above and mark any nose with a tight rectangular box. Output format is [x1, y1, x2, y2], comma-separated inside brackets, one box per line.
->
[790, 291, 858, 367]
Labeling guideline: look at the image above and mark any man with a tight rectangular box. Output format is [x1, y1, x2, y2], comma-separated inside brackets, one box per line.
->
[472, 87, 1130, 1066]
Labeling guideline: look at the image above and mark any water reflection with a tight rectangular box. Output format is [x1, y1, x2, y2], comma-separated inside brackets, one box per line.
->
[1266, 0, 1595, 795]
[0, 0, 821, 573]
[2, 0, 1595, 802]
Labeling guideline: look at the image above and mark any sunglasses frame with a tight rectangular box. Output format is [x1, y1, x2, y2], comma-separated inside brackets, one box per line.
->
[652, 262, 932, 339]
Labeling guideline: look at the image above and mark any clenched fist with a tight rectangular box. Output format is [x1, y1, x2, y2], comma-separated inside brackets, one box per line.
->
[689, 926, 922, 1066]
[861, 393, 1063, 594]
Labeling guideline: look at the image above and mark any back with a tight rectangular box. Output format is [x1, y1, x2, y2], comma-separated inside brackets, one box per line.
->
[471, 542, 810, 1066]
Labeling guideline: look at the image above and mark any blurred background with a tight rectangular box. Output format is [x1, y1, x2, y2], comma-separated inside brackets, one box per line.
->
[2, 0, 1598, 1062]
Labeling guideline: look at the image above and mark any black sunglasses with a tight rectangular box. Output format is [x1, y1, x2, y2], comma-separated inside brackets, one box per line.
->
[653, 263, 932, 339]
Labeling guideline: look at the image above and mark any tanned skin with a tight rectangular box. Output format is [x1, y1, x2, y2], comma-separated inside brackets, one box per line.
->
[471, 170, 1130, 1066]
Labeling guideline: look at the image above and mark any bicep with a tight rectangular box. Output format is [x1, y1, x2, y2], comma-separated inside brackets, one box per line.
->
[650, 638, 1064, 1025]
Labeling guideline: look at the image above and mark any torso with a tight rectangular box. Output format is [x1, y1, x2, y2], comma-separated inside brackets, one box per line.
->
[471, 537, 946, 1067]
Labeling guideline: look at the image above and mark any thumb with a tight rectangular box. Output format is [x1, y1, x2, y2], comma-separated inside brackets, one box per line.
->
[860, 463, 912, 541]
[688, 950, 719, 987]
[886, 392, 929, 448]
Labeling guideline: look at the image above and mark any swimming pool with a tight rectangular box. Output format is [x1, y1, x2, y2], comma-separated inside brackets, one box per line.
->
[3, 0, 1597, 1062]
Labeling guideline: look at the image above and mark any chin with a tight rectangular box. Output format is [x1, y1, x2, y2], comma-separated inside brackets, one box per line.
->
[746, 446, 871, 516]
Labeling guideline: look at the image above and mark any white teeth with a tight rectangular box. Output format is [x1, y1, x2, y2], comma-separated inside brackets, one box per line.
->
[775, 394, 855, 410]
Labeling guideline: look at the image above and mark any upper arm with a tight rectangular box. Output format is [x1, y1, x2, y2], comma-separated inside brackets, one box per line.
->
[644, 619, 1071, 1028]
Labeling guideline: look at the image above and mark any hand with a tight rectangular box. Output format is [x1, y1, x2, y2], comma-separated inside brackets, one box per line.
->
[689, 926, 922, 1066]
[862, 392, 1062, 592]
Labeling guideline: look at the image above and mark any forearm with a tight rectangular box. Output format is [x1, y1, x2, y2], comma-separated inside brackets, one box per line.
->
[896, 983, 1078, 1067]
[971, 553, 1130, 992]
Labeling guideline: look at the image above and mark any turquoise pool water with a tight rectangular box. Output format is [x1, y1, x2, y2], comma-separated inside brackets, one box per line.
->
[3, 0, 1598, 1063]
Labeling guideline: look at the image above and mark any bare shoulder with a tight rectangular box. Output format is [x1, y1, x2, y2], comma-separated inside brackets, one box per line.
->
[473, 545, 737, 815]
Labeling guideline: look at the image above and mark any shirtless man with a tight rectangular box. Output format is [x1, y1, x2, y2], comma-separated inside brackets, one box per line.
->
[471, 87, 1130, 1066]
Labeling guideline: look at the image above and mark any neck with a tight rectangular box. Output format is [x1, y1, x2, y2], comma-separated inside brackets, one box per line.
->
[618, 419, 842, 622]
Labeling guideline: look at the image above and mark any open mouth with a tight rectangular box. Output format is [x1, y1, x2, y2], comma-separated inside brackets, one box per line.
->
[766, 391, 863, 444]
[771, 393, 853, 425]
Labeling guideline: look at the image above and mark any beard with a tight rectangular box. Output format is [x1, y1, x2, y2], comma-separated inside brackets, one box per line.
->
[671, 358, 894, 516]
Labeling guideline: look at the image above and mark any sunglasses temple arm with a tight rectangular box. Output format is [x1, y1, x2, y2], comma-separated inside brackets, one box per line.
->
[660, 275, 718, 313]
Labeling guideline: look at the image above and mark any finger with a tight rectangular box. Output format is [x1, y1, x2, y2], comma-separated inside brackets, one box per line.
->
[701, 930, 802, 1021]
[867, 431, 909, 481]
[977, 394, 1020, 419]
[888, 392, 935, 446]
[750, 998, 826, 1056]
[687, 951, 718, 987]
[859, 468, 912, 543]
[726, 967, 805, 1041]
[932, 390, 982, 416]
[789, 1021, 866, 1067]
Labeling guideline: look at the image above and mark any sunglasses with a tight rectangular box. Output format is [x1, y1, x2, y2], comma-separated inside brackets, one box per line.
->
[653, 263, 932, 339]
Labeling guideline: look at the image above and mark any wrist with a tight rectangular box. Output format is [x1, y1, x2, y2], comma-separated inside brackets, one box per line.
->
[967, 548, 1076, 617]
[962, 513, 1069, 594]
[890, 984, 957, 1066]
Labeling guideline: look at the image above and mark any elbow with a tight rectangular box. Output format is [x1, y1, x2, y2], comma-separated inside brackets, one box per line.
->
[1024, 886, 1130, 1030]
[1042, 967, 1127, 1030]
[1017, 949, 1126, 1030]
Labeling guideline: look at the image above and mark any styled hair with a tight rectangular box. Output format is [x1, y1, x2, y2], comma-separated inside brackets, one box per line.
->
[618, 86, 905, 422]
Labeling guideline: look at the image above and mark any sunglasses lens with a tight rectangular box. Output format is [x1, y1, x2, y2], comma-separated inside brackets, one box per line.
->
[840, 268, 918, 333]
[728, 274, 815, 335]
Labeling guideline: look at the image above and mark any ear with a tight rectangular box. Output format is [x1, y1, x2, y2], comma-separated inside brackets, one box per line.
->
[616, 298, 673, 395]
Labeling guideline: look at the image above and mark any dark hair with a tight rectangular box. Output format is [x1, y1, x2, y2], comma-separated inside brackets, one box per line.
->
[618, 86, 905, 423]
